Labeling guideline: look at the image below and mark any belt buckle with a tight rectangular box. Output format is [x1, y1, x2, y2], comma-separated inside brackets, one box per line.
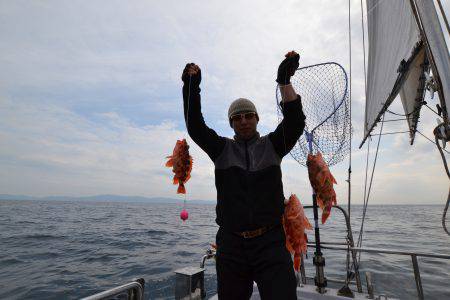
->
[242, 231, 252, 239]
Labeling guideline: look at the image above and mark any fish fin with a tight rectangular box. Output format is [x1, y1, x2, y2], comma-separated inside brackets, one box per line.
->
[331, 174, 337, 184]
[177, 184, 186, 194]
[305, 219, 313, 230]
[294, 253, 301, 272]
[185, 173, 191, 182]
[173, 176, 179, 184]
[321, 209, 330, 224]
[165, 158, 173, 167]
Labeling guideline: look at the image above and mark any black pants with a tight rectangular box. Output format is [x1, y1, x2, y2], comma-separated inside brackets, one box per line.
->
[215, 225, 297, 300]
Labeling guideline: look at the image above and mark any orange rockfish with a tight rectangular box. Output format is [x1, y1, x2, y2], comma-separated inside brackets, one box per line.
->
[307, 152, 337, 224]
[283, 194, 312, 271]
[165, 139, 193, 194]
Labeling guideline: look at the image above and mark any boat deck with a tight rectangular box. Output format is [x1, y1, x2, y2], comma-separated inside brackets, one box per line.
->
[208, 283, 393, 300]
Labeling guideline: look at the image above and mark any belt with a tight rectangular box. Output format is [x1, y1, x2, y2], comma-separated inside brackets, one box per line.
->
[234, 225, 277, 239]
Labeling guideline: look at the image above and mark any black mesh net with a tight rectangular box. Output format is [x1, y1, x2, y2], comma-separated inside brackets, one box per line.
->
[276, 62, 351, 167]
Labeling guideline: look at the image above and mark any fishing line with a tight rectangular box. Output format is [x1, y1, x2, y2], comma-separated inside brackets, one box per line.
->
[182, 74, 192, 213]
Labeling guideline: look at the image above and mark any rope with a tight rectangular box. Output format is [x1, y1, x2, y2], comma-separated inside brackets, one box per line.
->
[417, 130, 450, 155]
[386, 106, 422, 117]
[424, 103, 441, 117]
[434, 126, 450, 235]
[357, 114, 385, 262]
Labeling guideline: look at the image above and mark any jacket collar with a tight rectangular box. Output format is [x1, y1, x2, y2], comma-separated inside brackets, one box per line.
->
[234, 132, 260, 144]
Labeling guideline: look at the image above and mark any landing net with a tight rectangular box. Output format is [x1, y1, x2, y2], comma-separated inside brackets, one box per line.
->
[276, 62, 351, 166]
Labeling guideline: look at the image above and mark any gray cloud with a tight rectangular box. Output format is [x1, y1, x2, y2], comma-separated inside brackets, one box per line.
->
[0, 0, 448, 204]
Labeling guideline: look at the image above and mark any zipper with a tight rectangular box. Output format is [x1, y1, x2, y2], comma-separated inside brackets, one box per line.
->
[245, 141, 250, 171]
[245, 141, 253, 225]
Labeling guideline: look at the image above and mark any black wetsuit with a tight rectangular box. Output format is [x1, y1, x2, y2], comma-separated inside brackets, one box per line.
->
[183, 83, 305, 299]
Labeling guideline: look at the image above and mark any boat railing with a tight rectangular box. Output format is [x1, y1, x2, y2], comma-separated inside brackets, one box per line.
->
[299, 205, 450, 299]
[303, 205, 363, 292]
[305, 243, 450, 300]
[80, 278, 145, 300]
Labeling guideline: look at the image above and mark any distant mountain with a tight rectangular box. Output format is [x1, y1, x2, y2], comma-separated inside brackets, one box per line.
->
[0, 194, 215, 204]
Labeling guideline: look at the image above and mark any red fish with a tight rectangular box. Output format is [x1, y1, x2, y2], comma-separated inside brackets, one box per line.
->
[307, 152, 337, 224]
[283, 194, 312, 271]
[165, 139, 193, 194]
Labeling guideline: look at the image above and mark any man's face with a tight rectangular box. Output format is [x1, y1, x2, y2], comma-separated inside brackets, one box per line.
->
[231, 112, 258, 140]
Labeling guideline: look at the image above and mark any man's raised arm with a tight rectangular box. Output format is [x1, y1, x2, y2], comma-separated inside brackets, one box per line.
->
[182, 63, 226, 161]
[269, 51, 306, 158]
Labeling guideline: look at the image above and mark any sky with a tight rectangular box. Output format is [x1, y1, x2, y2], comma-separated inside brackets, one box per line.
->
[0, 0, 449, 205]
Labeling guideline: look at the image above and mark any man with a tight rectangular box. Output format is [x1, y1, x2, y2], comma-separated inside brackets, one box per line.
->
[181, 51, 305, 300]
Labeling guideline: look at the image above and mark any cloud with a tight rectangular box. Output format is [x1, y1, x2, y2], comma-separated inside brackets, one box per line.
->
[0, 0, 448, 204]
[0, 97, 216, 198]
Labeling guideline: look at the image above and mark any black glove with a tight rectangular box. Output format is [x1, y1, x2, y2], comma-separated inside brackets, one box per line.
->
[276, 52, 300, 85]
[182, 63, 202, 87]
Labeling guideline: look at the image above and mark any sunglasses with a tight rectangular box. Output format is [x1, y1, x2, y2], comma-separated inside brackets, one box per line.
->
[230, 112, 257, 122]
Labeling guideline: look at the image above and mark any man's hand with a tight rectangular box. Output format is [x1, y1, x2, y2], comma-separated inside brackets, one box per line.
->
[182, 63, 202, 87]
[276, 51, 300, 85]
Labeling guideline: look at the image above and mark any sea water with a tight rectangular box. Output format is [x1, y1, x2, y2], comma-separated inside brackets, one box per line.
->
[1, 200, 449, 299]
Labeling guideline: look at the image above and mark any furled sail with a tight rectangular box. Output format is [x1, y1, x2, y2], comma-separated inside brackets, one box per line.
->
[415, 0, 450, 125]
[363, 0, 422, 145]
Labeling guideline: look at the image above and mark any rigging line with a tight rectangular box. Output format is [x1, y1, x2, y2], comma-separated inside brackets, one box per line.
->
[434, 129, 450, 235]
[424, 103, 441, 117]
[355, 139, 371, 271]
[345, 0, 353, 284]
[417, 130, 450, 155]
[357, 113, 385, 262]
[348, 0, 353, 219]
[386, 105, 422, 117]
[383, 118, 414, 122]
[370, 130, 411, 136]
[357, 1, 370, 259]
[434, 127, 450, 235]
[436, 0, 450, 37]
[360, 0, 368, 100]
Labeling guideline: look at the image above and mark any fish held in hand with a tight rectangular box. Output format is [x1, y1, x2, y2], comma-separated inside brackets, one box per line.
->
[165, 139, 193, 194]
[307, 152, 337, 224]
[283, 194, 312, 271]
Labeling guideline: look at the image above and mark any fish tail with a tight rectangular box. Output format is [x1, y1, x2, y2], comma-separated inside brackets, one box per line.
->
[294, 253, 301, 272]
[177, 183, 186, 194]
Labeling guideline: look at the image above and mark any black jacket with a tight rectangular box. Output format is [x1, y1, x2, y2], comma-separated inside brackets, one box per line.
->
[183, 84, 305, 232]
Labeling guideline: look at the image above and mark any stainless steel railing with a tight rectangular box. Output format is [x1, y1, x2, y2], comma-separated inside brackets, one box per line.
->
[307, 244, 450, 300]
[304, 205, 363, 292]
[81, 278, 145, 300]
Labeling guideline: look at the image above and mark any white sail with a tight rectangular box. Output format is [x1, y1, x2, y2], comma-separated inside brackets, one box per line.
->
[364, 0, 421, 143]
[363, 0, 450, 146]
